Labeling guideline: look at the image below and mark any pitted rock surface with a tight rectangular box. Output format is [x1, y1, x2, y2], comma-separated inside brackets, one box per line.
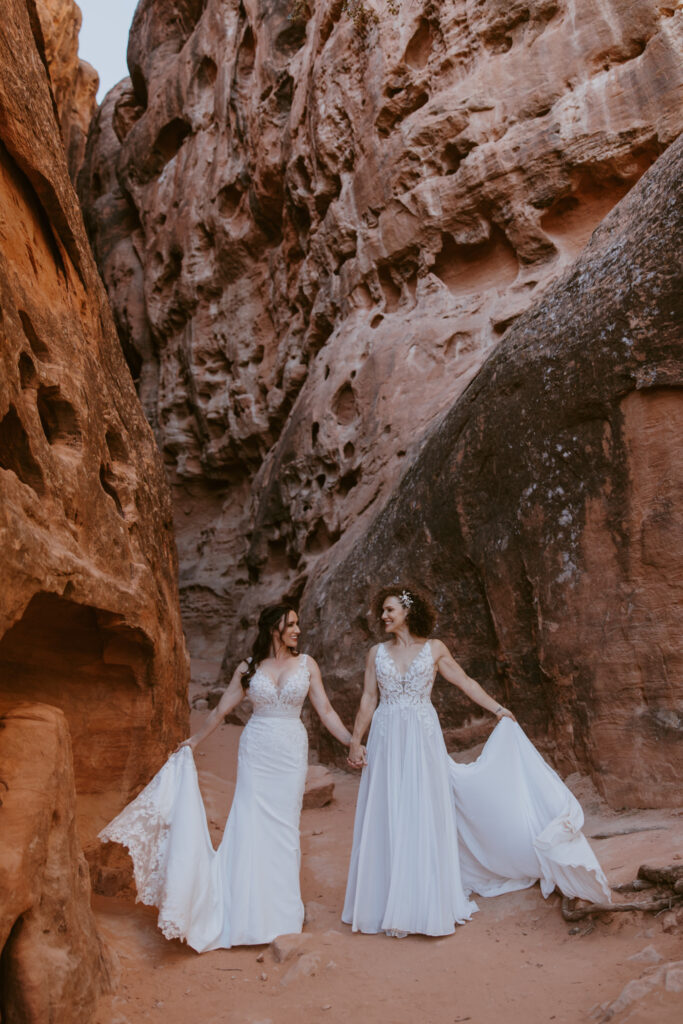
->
[78, 1, 683, 666]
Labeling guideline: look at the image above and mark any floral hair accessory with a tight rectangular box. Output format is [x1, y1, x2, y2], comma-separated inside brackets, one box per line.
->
[399, 590, 413, 609]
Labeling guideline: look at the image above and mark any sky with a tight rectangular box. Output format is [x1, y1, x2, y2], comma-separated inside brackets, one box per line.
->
[77, 0, 139, 103]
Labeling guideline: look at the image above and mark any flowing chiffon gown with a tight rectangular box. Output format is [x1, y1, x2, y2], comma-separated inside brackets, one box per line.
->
[342, 642, 610, 936]
[99, 655, 311, 951]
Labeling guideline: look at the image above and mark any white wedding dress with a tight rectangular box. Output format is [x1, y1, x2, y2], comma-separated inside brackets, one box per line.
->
[342, 642, 610, 936]
[100, 655, 311, 951]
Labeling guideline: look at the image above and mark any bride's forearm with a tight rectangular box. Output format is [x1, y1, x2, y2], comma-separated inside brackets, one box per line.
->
[458, 675, 501, 715]
[351, 694, 377, 746]
[185, 706, 223, 749]
[321, 708, 352, 747]
[184, 684, 244, 750]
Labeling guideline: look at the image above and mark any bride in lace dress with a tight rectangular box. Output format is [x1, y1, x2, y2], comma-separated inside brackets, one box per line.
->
[100, 604, 351, 952]
[343, 585, 610, 937]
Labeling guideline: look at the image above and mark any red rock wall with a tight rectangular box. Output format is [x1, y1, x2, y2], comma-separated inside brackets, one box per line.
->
[78, 0, 683, 669]
[0, 0, 188, 877]
[0, 704, 115, 1024]
[301, 136, 683, 808]
[34, 0, 99, 180]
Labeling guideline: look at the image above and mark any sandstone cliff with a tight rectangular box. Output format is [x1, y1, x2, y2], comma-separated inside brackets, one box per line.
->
[303, 134, 683, 809]
[0, 705, 115, 1023]
[34, 0, 99, 180]
[79, 0, 683, 668]
[0, 0, 188, 885]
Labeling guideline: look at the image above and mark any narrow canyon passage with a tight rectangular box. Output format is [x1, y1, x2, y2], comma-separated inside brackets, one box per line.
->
[1, 3, 682, 1021]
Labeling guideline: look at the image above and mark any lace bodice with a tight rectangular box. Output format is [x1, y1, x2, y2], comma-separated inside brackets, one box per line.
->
[375, 642, 435, 706]
[248, 654, 311, 718]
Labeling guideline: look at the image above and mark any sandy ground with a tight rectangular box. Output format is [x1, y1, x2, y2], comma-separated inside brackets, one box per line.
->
[93, 711, 683, 1024]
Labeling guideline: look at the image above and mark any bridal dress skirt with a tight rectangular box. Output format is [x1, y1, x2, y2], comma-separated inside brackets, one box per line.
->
[100, 712, 308, 951]
[342, 712, 610, 937]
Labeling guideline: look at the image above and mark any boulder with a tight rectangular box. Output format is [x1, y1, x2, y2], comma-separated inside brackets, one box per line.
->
[303, 764, 335, 809]
[302, 134, 683, 808]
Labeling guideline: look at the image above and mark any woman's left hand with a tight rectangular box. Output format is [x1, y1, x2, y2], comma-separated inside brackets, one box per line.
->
[494, 706, 516, 722]
[175, 737, 197, 753]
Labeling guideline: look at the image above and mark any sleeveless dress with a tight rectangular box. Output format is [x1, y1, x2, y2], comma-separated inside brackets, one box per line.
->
[342, 642, 610, 936]
[99, 655, 311, 951]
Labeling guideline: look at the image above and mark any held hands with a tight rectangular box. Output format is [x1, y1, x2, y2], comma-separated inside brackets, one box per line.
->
[347, 743, 367, 769]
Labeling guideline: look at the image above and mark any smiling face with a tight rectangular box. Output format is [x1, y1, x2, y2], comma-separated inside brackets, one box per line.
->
[276, 610, 301, 652]
[381, 596, 408, 634]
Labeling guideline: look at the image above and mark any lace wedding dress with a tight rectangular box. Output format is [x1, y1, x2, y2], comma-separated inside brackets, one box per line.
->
[100, 655, 311, 951]
[342, 642, 610, 936]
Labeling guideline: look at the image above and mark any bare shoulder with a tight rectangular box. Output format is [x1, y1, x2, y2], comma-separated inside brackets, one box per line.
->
[429, 638, 451, 659]
[302, 652, 319, 672]
[366, 643, 380, 663]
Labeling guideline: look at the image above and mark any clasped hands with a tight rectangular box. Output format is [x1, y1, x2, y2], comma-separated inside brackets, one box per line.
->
[347, 743, 367, 769]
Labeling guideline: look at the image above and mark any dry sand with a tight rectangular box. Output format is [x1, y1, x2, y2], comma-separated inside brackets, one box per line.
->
[93, 712, 683, 1024]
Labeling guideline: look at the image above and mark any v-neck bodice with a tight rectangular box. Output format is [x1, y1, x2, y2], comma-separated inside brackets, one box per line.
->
[248, 655, 311, 718]
[375, 642, 435, 706]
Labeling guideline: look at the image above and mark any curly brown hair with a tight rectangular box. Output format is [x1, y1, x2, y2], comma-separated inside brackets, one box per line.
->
[372, 584, 436, 638]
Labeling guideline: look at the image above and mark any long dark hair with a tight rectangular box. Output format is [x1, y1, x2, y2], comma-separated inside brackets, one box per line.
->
[241, 604, 299, 687]
[372, 584, 436, 638]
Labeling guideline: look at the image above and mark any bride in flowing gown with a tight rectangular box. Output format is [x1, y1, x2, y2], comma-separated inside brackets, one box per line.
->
[344, 585, 610, 937]
[100, 604, 352, 952]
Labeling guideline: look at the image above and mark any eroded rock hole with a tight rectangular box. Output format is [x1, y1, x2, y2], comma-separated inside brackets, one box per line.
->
[443, 138, 476, 175]
[153, 119, 191, 171]
[291, 202, 311, 235]
[338, 467, 360, 496]
[99, 465, 124, 517]
[19, 311, 49, 360]
[18, 352, 37, 388]
[130, 65, 148, 109]
[333, 384, 359, 426]
[0, 405, 45, 495]
[105, 429, 128, 463]
[275, 75, 294, 114]
[196, 55, 217, 88]
[314, 175, 341, 220]
[404, 18, 434, 68]
[311, 421, 319, 445]
[217, 183, 242, 218]
[306, 519, 340, 554]
[307, 312, 335, 355]
[37, 386, 81, 448]
[376, 89, 429, 137]
[432, 228, 518, 294]
[378, 267, 402, 313]
[275, 20, 307, 56]
[236, 25, 255, 77]
[0, 592, 155, 790]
